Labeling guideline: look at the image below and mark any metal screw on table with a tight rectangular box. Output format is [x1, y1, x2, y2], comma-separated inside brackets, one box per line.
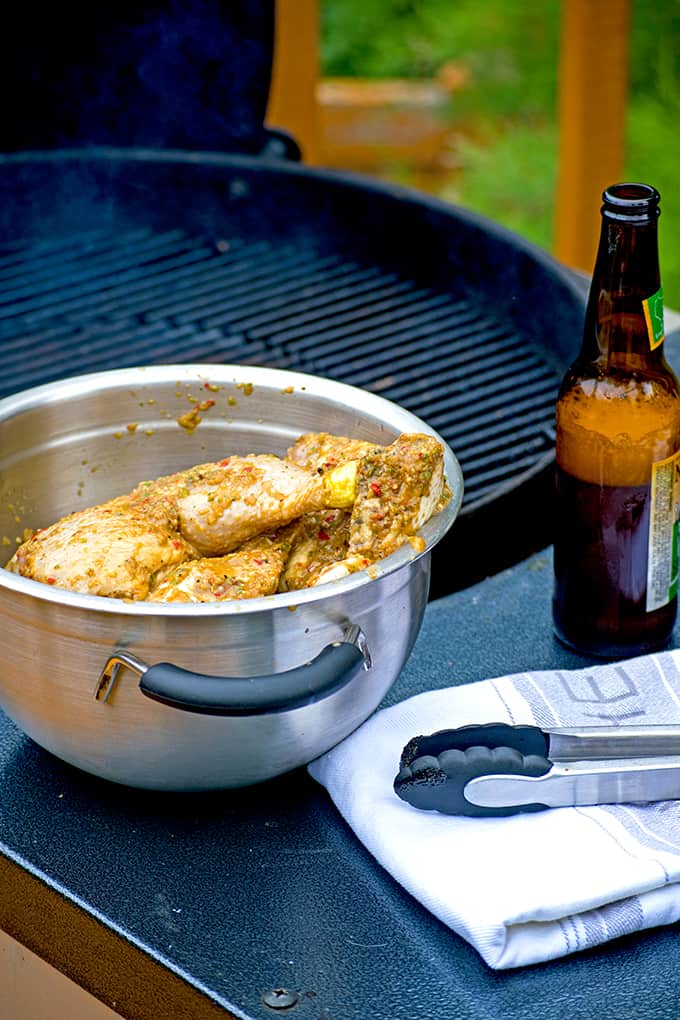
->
[261, 987, 300, 1010]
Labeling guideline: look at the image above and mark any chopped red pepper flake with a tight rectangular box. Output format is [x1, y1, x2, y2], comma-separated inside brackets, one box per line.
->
[318, 530, 330, 541]
[172, 540, 182, 549]
[219, 458, 230, 467]
[243, 464, 253, 472]
[46, 577, 57, 585]
[370, 482, 382, 496]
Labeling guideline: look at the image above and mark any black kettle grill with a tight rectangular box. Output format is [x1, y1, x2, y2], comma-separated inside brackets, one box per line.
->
[0, 0, 587, 596]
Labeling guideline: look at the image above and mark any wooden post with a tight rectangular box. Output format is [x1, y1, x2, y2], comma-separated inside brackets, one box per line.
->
[266, 0, 320, 164]
[554, 0, 631, 271]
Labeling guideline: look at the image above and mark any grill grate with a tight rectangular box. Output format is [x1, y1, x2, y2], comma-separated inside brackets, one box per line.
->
[0, 227, 561, 511]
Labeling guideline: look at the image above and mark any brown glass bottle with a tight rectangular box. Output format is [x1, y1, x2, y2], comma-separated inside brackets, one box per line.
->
[553, 183, 680, 657]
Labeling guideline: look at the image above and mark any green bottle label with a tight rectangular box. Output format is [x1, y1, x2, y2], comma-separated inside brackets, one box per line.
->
[643, 286, 665, 350]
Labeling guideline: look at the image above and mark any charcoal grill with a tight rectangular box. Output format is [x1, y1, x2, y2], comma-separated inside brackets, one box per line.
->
[0, 3, 587, 596]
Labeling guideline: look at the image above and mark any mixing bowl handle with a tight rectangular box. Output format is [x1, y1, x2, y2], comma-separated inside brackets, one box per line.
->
[96, 625, 370, 716]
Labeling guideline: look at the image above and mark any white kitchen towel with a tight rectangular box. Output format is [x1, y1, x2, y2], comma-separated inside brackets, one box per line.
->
[308, 649, 680, 969]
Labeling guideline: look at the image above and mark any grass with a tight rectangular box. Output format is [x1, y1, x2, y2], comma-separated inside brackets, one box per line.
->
[626, 99, 680, 303]
[321, 0, 680, 308]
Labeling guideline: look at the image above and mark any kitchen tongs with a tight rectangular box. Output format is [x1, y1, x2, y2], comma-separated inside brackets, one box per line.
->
[393, 722, 680, 817]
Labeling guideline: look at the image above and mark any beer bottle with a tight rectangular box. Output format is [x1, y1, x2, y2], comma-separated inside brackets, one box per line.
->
[553, 183, 680, 657]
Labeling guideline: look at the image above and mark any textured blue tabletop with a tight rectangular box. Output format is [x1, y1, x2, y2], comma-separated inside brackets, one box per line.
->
[1, 550, 679, 1020]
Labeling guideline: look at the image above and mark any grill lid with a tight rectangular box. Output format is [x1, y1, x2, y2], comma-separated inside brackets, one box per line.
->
[1, 1, 282, 156]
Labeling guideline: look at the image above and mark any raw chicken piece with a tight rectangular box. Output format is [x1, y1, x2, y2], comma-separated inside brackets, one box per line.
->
[278, 509, 351, 591]
[7, 495, 194, 600]
[147, 532, 292, 603]
[128, 460, 231, 524]
[178, 454, 356, 556]
[307, 433, 450, 585]
[349, 433, 449, 560]
[286, 432, 378, 474]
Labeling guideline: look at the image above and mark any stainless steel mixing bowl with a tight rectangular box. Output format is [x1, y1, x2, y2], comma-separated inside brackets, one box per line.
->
[0, 364, 463, 789]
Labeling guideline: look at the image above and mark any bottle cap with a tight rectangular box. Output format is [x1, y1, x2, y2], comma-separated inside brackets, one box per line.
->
[602, 183, 660, 223]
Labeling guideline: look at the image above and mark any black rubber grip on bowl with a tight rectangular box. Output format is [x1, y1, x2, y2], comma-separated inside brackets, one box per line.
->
[394, 743, 551, 817]
[399, 723, 549, 769]
[139, 641, 365, 716]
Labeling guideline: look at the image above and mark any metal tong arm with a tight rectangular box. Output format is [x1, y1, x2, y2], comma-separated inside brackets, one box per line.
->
[546, 724, 680, 762]
[465, 755, 680, 810]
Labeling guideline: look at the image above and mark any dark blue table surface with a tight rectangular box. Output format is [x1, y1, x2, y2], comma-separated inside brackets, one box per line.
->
[2, 549, 679, 1020]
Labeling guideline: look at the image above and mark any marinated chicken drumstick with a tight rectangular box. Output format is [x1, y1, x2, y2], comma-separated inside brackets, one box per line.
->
[177, 453, 356, 556]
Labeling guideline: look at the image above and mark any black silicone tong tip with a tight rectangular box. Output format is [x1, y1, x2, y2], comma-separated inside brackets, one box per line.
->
[394, 723, 551, 818]
[399, 723, 549, 768]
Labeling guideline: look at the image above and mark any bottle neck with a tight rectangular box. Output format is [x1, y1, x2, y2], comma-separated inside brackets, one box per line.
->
[579, 214, 663, 368]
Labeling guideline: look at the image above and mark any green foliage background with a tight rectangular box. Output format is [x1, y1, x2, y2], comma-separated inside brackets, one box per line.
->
[321, 0, 680, 307]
